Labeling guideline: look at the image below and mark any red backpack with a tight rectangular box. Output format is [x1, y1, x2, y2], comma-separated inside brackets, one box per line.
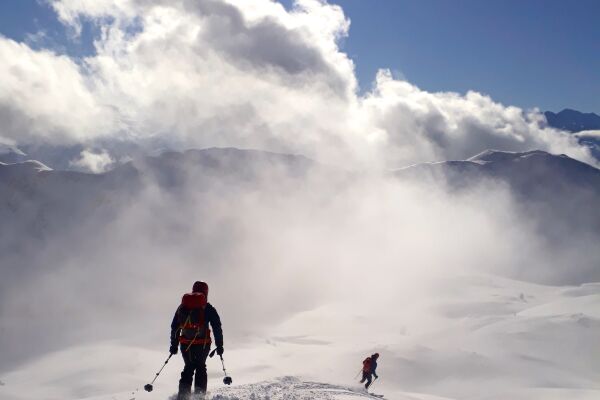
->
[362, 357, 372, 373]
[177, 292, 211, 347]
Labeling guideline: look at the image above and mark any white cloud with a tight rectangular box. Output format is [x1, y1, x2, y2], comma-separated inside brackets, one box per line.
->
[0, 38, 115, 145]
[360, 69, 593, 166]
[0, 0, 594, 167]
[70, 148, 114, 172]
[576, 130, 600, 139]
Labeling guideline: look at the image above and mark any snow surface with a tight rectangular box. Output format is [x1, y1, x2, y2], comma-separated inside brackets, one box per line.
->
[1, 274, 599, 400]
[208, 377, 443, 400]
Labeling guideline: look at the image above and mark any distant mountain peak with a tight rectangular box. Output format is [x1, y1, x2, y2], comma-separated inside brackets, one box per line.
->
[468, 149, 551, 164]
[544, 109, 600, 133]
[466, 149, 581, 167]
[397, 148, 600, 191]
[556, 108, 598, 116]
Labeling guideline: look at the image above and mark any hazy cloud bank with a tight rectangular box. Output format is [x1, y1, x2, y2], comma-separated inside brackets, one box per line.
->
[1, 152, 597, 372]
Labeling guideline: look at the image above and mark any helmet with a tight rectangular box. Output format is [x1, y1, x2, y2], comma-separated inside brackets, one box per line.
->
[192, 281, 209, 296]
[372, 353, 379, 359]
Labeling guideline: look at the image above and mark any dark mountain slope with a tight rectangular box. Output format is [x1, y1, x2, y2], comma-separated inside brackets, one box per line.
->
[544, 109, 600, 133]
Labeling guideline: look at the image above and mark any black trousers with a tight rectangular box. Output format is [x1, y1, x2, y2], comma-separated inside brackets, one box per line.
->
[360, 372, 372, 388]
[179, 343, 211, 396]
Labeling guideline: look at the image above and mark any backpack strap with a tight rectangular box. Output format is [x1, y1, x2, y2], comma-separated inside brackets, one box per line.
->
[182, 308, 210, 353]
[182, 309, 198, 353]
[180, 312, 192, 330]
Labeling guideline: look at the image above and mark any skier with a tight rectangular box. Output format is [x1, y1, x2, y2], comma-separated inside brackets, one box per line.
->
[360, 353, 379, 390]
[170, 281, 224, 400]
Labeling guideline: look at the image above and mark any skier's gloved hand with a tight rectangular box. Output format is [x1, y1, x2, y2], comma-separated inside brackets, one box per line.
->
[216, 346, 224, 356]
[169, 344, 178, 355]
[374, 374, 379, 379]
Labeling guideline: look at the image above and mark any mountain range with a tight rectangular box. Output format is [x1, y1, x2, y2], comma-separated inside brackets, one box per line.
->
[3, 147, 598, 233]
[2, 109, 599, 172]
[2, 147, 599, 282]
[544, 109, 600, 132]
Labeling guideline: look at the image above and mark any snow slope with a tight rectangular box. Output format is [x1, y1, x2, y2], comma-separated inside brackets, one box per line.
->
[208, 377, 453, 400]
[1, 274, 599, 400]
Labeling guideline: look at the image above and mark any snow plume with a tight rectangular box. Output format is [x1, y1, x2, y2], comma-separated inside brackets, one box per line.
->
[69, 148, 114, 173]
[0, 0, 594, 167]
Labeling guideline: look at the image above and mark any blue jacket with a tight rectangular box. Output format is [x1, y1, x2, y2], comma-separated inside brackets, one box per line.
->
[370, 359, 378, 376]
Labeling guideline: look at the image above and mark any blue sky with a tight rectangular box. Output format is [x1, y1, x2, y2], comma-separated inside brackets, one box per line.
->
[297, 0, 600, 113]
[1, 0, 598, 113]
[0, 0, 97, 56]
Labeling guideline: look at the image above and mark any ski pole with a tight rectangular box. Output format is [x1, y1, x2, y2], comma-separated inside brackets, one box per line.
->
[220, 355, 233, 385]
[144, 353, 173, 392]
[354, 368, 363, 380]
[367, 376, 378, 390]
[209, 348, 233, 385]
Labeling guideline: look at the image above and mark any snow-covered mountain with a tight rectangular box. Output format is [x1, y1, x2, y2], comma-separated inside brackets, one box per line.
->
[0, 147, 316, 246]
[396, 150, 600, 256]
[4, 148, 599, 254]
[395, 150, 600, 214]
[396, 149, 600, 189]
[1, 147, 599, 283]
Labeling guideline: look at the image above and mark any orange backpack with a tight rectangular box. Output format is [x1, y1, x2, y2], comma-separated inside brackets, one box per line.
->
[362, 357, 372, 373]
[178, 292, 211, 347]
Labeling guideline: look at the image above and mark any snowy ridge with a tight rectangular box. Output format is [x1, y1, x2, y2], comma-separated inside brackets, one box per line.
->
[210, 377, 384, 400]
[207, 377, 447, 400]
[2, 274, 599, 400]
[0, 159, 53, 172]
[466, 149, 568, 164]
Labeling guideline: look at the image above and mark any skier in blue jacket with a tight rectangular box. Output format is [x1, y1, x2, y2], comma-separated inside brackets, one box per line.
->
[360, 353, 379, 389]
[170, 281, 224, 400]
